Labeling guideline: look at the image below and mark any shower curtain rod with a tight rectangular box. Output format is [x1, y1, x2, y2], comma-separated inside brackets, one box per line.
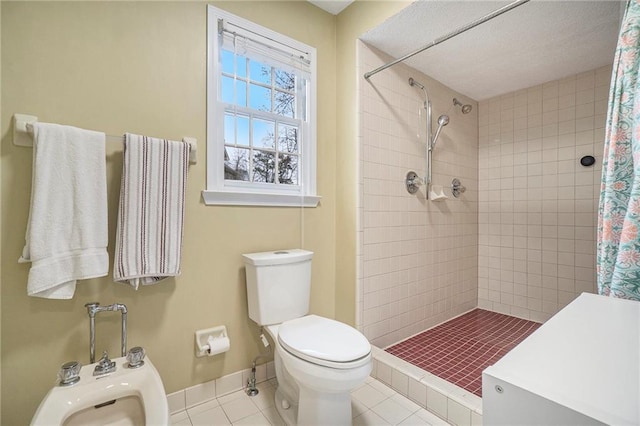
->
[363, 0, 531, 80]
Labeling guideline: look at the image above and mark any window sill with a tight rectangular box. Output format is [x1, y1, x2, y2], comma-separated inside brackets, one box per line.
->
[202, 190, 321, 207]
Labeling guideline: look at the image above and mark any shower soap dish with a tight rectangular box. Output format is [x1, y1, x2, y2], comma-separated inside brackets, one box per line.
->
[429, 185, 448, 201]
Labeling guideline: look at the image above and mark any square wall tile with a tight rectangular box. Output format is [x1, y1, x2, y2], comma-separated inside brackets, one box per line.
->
[426, 386, 448, 420]
[477, 64, 609, 317]
[186, 380, 216, 408]
[216, 370, 243, 397]
[167, 390, 186, 414]
[407, 377, 427, 407]
[448, 398, 472, 426]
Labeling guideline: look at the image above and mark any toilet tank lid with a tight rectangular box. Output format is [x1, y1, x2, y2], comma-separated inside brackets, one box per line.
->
[242, 249, 313, 266]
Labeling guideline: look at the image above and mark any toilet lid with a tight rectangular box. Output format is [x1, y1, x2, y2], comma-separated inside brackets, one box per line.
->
[278, 315, 371, 364]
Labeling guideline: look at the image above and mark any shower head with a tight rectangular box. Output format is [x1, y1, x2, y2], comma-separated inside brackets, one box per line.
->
[408, 77, 425, 90]
[432, 114, 449, 147]
[453, 98, 473, 114]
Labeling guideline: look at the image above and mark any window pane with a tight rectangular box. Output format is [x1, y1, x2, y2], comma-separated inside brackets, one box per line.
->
[236, 80, 247, 107]
[221, 49, 235, 74]
[224, 147, 250, 181]
[252, 150, 275, 183]
[221, 75, 234, 104]
[274, 90, 295, 117]
[278, 154, 299, 185]
[221, 77, 247, 106]
[274, 69, 295, 91]
[250, 84, 271, 112]
[224, 113, 235, 144]
[236, 55, 247, 78]
[222, 49, 248, 78]
[237, 114, 250, 146]
[250, 60, 271, 84]
[253, 119, 275, 149]
[278, 124, 298, 153]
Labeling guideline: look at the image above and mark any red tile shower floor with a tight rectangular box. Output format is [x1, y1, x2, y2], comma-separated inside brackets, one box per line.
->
[385, 309, 541, 397]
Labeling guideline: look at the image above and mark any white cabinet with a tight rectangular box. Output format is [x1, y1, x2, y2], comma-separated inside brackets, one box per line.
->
[483, 293, 639, 425]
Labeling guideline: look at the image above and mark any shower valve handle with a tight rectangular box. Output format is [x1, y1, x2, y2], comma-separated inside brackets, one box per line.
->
[451, 178, 466, 198]
[406, 171, 424, 194]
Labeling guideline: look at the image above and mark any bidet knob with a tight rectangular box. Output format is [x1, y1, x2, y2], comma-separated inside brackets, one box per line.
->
[58, 361, 82, 386]
[126, 346, 145, 368]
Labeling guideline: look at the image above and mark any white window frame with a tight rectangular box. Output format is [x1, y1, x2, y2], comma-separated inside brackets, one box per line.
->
[204, 5, 320, 207]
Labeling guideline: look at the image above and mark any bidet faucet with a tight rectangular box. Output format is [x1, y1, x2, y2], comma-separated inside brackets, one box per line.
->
[93, 351, 117, 376]
[84, 302, 128, 364]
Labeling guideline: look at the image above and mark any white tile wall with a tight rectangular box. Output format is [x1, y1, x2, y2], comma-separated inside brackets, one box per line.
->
[370, 347, 481, 426]
[356, 41, 479, 347]
[168, 362, 275, 415]
[478, 66, 611, 322]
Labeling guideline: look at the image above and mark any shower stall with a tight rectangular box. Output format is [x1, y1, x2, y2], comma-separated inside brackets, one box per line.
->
[356, 38, 608, 342]
[356, 41, 479, 349]
[356, 37, 609, 422]
[355, 0, 612, 348]
[354, 0, 616, 422]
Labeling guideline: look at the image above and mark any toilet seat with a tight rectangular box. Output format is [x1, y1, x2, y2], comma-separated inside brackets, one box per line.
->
[277, 315, 371, 369]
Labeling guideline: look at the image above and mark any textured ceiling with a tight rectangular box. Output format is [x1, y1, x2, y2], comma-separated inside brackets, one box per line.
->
[308, 0, 354, 15]
[361, 1, 623, 101]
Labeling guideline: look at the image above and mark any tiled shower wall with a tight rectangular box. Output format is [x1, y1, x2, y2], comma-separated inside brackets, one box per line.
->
[356, 41, 478, 348]
[477, 65, 611, 322]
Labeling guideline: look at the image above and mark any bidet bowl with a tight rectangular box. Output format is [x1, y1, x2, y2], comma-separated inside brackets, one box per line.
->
[31, 356, 169, 426]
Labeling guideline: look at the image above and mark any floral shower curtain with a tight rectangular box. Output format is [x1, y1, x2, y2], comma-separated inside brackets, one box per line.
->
[597, 0, 640, 301]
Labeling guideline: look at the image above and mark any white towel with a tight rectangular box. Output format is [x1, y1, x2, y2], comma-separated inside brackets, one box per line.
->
[19, 123, 108, 299]
[114, 133, 190, 289]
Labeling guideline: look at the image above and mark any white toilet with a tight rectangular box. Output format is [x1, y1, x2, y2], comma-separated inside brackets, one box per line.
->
[243, 249, 372, 426]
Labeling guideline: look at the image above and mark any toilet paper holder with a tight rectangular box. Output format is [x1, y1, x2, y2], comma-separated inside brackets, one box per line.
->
[195, 326, 230, 357]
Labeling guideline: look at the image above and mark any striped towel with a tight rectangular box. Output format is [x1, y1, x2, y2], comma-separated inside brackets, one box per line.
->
[114, 133, 190, 289]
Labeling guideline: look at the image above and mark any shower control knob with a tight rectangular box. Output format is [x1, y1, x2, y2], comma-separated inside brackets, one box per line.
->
[58, 361, 82, 386]
[126, 346, 145, 368]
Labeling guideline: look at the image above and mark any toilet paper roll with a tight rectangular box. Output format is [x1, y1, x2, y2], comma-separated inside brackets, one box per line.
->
[205, 335, 230, 356]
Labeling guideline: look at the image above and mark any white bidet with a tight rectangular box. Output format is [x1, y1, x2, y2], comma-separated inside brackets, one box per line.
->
[31, 354, 169, 426]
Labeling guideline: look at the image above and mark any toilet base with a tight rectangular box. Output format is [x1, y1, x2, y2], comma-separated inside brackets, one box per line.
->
[298, 386, 352, 425]
[274, 384, 353, 426]
[274, 388, 297, 426]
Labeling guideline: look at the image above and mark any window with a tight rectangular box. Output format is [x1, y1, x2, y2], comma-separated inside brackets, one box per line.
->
[204, 6, 320, 207]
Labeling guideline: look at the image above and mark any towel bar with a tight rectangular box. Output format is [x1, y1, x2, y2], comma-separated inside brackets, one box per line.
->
[12, 113, 198, 165]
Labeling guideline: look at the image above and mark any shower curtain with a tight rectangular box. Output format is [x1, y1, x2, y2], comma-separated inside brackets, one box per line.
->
[597, 0, 640, 301]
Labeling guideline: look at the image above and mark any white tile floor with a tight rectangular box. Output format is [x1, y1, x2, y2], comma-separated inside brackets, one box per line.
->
[171, 377, 451, 426]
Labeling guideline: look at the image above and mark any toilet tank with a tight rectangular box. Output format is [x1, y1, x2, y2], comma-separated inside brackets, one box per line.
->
[243, 249, 313, 326]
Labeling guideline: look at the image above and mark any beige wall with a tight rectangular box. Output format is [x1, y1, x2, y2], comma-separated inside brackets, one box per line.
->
[334, 1, 411, 325]
[356, 43, 478, 348]
[1, 2, 339, 424]
[478, 66, 611, 322]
